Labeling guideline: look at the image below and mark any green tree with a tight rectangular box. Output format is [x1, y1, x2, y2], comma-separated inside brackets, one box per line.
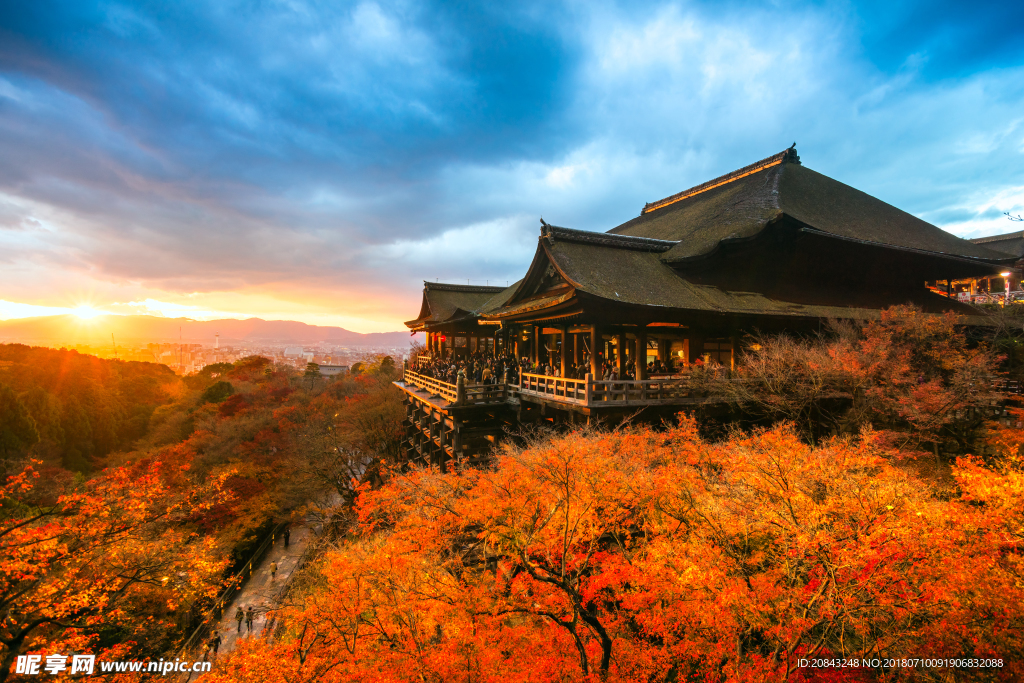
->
[59, 395, 94, 472]
[0, 385, 38, 459]
[304, 362, 322, 389]
[200, 380, 235, 404]
[19, 388, 64, 452]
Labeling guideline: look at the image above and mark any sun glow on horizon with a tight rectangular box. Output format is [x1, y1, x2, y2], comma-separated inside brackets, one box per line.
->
[72, 305, 107, 320]
[0, 294, 410, 333]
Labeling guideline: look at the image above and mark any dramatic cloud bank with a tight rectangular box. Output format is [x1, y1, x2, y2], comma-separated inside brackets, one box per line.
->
[1, 0, 1023, 331]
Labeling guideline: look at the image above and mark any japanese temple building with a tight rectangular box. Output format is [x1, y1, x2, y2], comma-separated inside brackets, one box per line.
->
[396, 145, 1016, 464]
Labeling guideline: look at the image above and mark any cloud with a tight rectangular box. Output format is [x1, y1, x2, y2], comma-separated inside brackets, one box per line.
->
[0, 300, 76, 320]
[0, 0, 1023, 331]
[106, 298, 249, 320]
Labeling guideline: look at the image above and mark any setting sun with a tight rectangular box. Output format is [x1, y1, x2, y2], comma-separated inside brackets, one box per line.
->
[72, 305, 106, 320]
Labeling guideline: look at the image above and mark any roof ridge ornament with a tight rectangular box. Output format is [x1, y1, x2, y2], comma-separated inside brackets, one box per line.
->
[786, 142, 801, 165]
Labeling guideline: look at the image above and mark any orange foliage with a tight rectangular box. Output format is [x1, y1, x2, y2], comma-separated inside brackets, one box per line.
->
[205, 419, 1024, 683]
[0, 459, 229, 677]
[734, 306, 1002, 451]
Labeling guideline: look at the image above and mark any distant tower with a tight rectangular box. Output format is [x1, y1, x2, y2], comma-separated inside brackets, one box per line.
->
[215, 334, 219, 350]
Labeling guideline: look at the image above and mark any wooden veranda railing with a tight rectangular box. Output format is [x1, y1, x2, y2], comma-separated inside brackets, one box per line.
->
[403, 370, 509, 406]
[517, 372, 710, 407]
[404, 371, 459, 402]
[519, 374, 589, 404]
[992, 379, 1023, 395]
[408, 371, 1024, 410]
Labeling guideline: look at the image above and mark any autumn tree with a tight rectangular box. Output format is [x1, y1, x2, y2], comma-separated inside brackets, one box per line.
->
[205, 419, 1024, 683]
[0, 460, 229, 679]
[723, 306, 1002, 452]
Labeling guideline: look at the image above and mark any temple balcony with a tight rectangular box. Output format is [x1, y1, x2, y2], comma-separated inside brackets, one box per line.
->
[398, 368, 718, 412]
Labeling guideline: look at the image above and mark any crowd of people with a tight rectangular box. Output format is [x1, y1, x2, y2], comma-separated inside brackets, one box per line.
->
[410, 350, 702, 385]
[411, 351, 525, 385]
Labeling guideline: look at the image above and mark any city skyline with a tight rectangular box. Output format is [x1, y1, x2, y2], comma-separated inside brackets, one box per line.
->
[2, 1, 1023, 332]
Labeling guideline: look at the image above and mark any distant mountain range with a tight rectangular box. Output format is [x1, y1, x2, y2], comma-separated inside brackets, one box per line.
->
[0, 314, 419, 347]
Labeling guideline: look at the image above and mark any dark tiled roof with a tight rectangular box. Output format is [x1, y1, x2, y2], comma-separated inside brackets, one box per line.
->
[611, 160, 785, 260]
[546, 239, 707, 308]
[477, 280, 523, 314]
[641, 146, 795, 215]
[541, 223, 677, 252]
[404, 282, 507, 329]
[413, 147, 1008, 328]
[610, 147, 1011, 264]
[535, 230, 981, 320]
[484, 291, 574, 319]
[969, 230, 1024, 259]
[778, 165, 1008, 261]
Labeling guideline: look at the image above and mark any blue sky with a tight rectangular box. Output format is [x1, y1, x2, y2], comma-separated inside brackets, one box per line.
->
[1, 0, 1023, 331]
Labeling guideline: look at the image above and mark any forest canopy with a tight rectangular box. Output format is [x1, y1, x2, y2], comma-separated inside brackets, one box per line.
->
[2, 307, 1024, 682]
[0, 346, 404, 679]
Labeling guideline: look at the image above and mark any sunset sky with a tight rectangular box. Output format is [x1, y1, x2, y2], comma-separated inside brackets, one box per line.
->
[2, 1, 1024, 333]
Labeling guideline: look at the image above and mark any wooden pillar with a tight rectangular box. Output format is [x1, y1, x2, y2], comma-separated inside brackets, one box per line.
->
[590, 325, 600, 377]
[688, 332, 705, 364]
[616, 332, 626, 378]
[560, 327, 568, 378]
[533, 326, 540, 367]
[636, 328, 647, 380]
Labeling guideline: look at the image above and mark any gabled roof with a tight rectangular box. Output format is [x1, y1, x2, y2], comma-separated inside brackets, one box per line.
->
[404, 282, 506, 330]
[969, 230, 1024, 259]
[482, 225, 982, 321]
[609, 146, 1013, 264]
[412, 146, 1010, 329]
[477, 280, 522, 314]
[491, 225, 679, 313]
[539, 225, 695, 307]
